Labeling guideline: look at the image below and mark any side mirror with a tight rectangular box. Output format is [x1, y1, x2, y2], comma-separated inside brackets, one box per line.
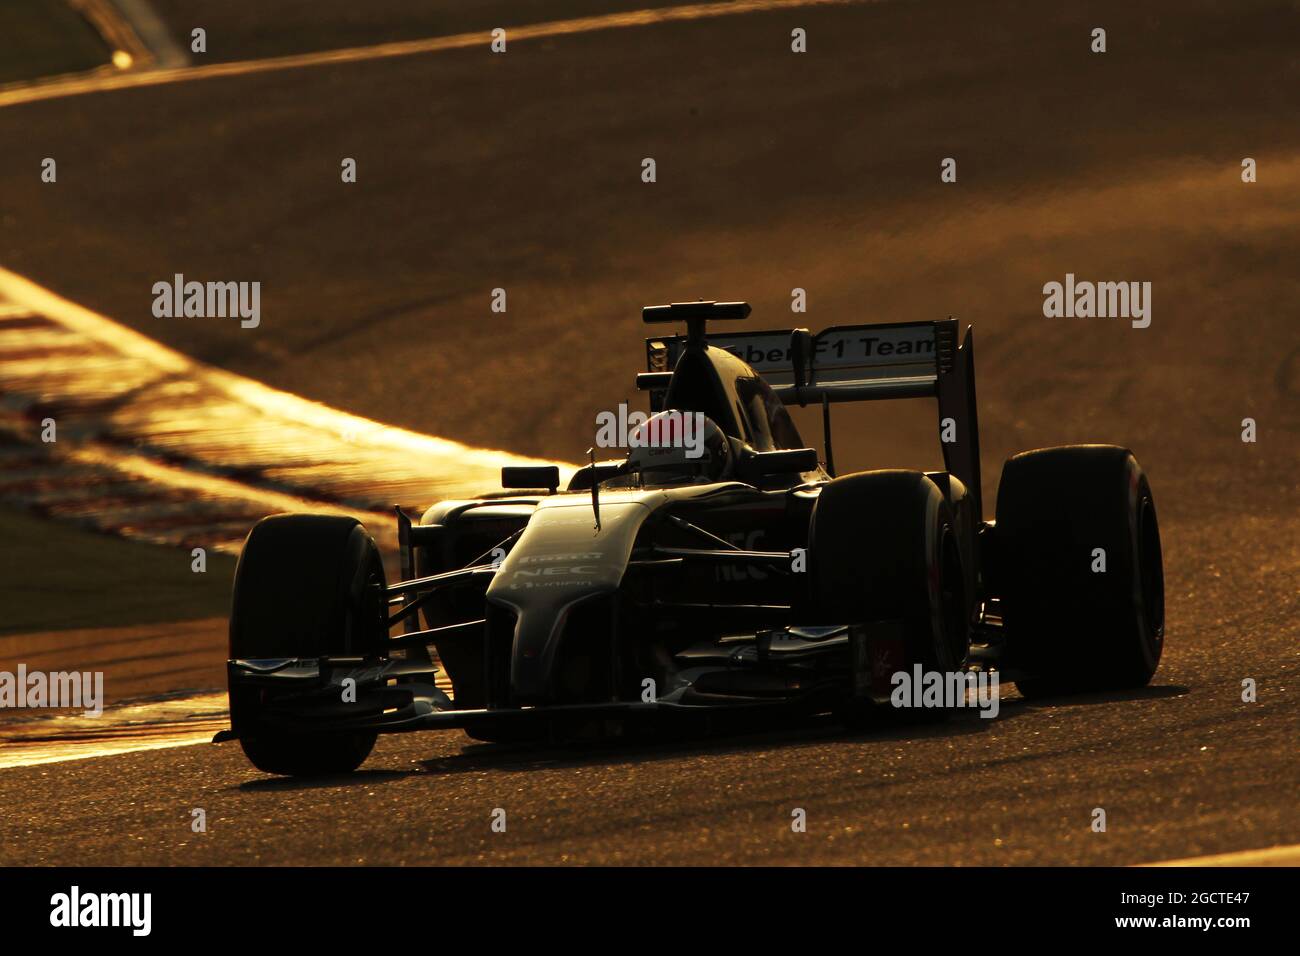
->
[754, 448, 819, 476]
[501, 465, 560, 492]
[565, 460, 626, 491]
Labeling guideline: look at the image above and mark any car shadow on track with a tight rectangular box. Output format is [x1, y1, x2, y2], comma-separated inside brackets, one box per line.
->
[415, 704, 1027, 778]
[414, 682, 1193, 777]
[1009, 683, 1190, 708]
[237, 768, 417, 792]
[231, 712, 1003, 791]
[233, 684, 1189, 790]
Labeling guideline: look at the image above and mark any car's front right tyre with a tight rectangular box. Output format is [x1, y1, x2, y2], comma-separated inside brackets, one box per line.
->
[228, 514, 388, 775]
[807, 470, 969, 729]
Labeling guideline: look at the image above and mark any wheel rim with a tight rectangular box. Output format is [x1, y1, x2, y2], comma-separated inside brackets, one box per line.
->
[937, 527, 968, 669]
[1137, 496, 1165, 645]
[343, 559, 387, 656]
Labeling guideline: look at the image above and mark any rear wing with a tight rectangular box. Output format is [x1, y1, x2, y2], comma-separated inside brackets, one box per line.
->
[643, 318, 983, 515]
[647, 320, 954, 402]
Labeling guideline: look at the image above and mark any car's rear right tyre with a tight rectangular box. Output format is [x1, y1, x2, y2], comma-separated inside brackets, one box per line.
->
[994, 445, 1164, 698]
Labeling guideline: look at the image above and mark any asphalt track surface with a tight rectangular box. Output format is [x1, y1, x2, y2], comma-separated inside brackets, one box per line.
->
[0, 0, 1297, 865]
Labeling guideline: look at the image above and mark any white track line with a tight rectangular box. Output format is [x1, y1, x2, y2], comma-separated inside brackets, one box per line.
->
[0, 266, 567, 534]
[0, 692, 227, 770]
[112, 0, 190, 67]
[0, 0, 865, 109]
[1142, 844, 1300, 867]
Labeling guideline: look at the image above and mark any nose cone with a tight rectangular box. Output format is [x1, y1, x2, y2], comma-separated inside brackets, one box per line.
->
[486, 496, 654, 704]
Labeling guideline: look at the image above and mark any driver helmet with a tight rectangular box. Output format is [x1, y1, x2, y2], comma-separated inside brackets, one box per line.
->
[626, 410, 732, 485]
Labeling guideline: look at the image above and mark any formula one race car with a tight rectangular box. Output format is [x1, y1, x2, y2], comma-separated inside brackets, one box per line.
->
[217, 301, 1165, 775]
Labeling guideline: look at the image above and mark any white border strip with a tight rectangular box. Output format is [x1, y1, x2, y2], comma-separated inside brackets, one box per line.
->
[1141, 844, 1300, 867]
[0, 0, 865, 108]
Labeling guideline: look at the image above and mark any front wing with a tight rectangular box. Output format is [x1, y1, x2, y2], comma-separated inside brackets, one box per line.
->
[214, 621, 914, 743]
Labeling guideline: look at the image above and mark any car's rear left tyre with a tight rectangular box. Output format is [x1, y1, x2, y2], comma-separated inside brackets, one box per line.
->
[228, 514, 388, 775]
[808, 470, 970, 729]
[994, 445, 1164, 698]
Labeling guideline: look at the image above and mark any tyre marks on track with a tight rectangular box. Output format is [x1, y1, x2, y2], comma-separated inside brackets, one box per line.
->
[0, 691, 226, 770]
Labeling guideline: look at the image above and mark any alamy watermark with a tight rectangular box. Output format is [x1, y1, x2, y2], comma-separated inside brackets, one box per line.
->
[0, 665, 103, 716]
[1042, 273, 1151, 328]
[50, 886, 150, 936]
[595, 404, 705, 458]
[890, 666, 1000, 719]
[152, 273, 260, 328]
